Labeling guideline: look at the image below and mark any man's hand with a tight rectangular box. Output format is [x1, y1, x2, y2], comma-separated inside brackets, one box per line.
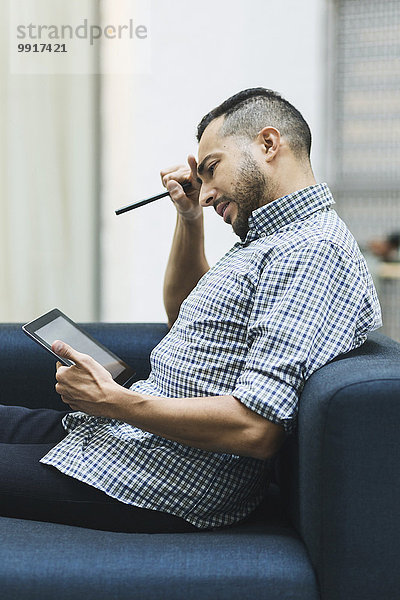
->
[52, 340, 121, 417]
[160, 154, 202, 220]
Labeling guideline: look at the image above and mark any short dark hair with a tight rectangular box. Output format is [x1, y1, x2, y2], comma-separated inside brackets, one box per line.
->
[196, 87, 312, 160]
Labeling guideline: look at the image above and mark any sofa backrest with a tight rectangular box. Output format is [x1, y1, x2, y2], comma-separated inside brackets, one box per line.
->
[0, 322, 168, 410]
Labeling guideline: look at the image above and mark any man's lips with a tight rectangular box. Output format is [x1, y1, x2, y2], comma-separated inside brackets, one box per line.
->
[215, 201, 230, 218]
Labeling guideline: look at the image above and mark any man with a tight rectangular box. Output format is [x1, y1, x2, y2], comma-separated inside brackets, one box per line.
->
[1, 88, 382, 532]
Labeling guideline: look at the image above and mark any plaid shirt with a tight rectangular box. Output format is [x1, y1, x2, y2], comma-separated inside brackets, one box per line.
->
[41, 183, 382, 529]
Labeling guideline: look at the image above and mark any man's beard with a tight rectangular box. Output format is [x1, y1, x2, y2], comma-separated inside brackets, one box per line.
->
[217, 152, 274, 240]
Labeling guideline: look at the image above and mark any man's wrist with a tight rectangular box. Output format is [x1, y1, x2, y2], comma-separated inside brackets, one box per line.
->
[107, 386, 146, 423]
[177, 208, 203, 223]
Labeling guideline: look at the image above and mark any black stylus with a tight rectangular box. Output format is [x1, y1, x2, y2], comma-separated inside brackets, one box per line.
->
[115, 181, 192, 215]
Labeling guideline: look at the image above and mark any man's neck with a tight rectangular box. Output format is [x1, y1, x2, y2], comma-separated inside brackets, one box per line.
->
[270, 171, 317, 204]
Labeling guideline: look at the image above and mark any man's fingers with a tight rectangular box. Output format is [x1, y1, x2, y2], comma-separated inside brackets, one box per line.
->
[160, 157, 200, 201]
[160, 164, 184, 187]
[52, 340, 87, 367]
[159, 159, 202, 220]
[60, 393, 76, 408]
[160, 166, 189, 189]
[166, 179, 187, 201]
[160, 163, 198, 191]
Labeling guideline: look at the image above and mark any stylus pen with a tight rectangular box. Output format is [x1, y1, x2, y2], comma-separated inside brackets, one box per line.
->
[115, 181, 192, 215]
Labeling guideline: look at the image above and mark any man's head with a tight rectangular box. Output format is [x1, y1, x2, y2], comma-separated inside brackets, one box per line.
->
[195, 87, 315, 239]
[197, 87, 312, 159]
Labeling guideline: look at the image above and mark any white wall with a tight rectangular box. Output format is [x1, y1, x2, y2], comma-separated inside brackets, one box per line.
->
[0, 0, 99, 322]
[101, 0, 327, 322]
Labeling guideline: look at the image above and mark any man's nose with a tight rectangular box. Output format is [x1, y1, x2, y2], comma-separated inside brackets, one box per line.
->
[199, 185, 217, 208]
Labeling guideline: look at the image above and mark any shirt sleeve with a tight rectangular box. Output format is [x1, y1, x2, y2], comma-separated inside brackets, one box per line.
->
[232, 241, 379, 434]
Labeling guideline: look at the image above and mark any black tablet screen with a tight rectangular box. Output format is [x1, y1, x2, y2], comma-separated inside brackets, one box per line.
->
[35, 316, 125, 379]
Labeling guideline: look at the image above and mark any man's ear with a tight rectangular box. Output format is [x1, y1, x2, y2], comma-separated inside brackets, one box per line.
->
[256, 127, 281, 163]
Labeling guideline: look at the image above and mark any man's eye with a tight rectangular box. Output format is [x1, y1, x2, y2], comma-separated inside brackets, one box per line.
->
[208, 163, 216, 175]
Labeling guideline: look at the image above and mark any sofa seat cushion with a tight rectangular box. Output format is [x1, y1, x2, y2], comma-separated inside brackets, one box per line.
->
[0, 512, 319, 600]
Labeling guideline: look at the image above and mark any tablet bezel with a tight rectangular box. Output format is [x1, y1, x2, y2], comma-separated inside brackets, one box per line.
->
[22, 308, 135, 388]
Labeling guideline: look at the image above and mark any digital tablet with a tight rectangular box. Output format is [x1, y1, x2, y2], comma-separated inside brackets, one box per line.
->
[22, 308, 135, 387]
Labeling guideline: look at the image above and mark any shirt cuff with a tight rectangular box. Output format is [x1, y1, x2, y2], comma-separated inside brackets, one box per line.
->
[232, 383, 298, 434]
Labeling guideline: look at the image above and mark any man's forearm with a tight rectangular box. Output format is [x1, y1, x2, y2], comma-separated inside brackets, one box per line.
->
[163, 212, 209, 327]
[108, 388, 284, 461]
[53, 341, 285, 461]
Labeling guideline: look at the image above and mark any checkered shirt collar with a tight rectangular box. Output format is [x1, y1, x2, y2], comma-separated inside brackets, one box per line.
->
[243, 182, 335, 243]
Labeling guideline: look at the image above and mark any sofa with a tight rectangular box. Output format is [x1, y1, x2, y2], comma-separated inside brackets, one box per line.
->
[1, 322, 399, 600]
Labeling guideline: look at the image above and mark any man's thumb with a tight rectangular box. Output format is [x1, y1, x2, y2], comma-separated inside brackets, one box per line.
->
[52, 340, 77, 363]
[187, 154, 199, 181]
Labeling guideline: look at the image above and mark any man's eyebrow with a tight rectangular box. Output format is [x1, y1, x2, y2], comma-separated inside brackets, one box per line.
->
[197, 153, 220, 177]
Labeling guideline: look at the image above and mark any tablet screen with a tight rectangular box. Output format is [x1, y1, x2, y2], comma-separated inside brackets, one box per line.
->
[36, 316, 125, 379]
[23, 309, 135, 387]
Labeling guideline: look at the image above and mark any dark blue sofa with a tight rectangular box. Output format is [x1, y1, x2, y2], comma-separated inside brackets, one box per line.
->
[1, 323, 399, 600]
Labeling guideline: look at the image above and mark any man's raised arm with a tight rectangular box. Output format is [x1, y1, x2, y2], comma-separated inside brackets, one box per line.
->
[161, 155, 210, 327]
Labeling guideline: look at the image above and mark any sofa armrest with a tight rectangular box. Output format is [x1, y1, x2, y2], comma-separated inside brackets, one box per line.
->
[278, 332, 400, 600]
[0, 322, 168, 410]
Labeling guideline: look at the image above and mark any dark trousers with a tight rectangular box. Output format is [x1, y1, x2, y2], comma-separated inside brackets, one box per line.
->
[0, 405, 197, 533]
